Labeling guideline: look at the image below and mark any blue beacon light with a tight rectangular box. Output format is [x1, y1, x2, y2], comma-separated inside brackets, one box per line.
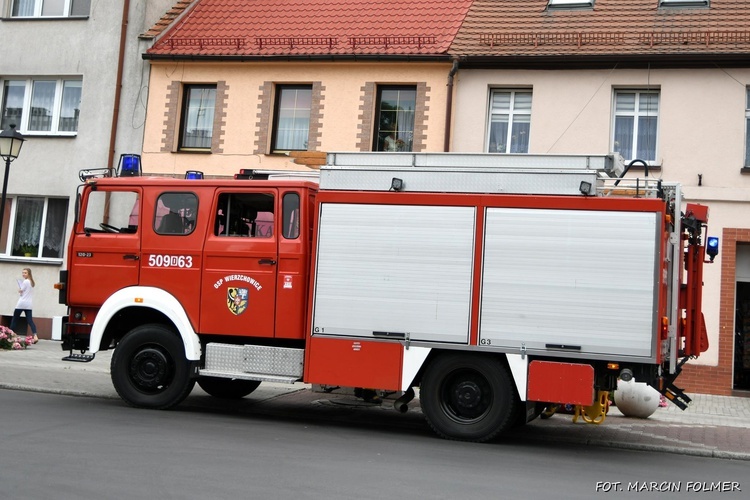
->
[706, 237, 719, 262]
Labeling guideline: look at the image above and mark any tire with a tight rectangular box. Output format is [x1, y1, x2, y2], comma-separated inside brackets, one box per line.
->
[111, 324, 195, 409]
[420, 354, 518, 442]
[197, 377, 261, 399]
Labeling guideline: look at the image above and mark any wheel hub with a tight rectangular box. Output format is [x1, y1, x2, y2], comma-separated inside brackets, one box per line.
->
[453, 381, 482, 410]
[130, 348, 169, 390]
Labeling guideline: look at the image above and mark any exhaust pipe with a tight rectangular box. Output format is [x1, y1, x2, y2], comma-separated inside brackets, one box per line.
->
[393, 387, 415, 414]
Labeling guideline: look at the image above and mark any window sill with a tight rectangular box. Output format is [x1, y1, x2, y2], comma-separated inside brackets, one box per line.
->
[0, 256, 63, 265]
[176, 149, 212, 154]
[741, 167, 750, 175]
[18, 132, 77, 138]
[626, 164, 661, 173]
[1, 16, 89, 21]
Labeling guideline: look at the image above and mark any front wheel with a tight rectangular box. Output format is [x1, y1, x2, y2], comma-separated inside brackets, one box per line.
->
[420, 354, 518, 442]
[197, 377, 261, 399]
[111, 324, 195, 409]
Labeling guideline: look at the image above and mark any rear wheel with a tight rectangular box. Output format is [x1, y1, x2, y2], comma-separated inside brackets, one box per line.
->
[197, 377, 261, 399]
[420, 354, 518, 442]
[111, 324, 195, 409]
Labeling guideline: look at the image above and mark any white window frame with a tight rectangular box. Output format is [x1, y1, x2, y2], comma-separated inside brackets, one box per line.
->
[179, 84, 217, 151]
[745, 88, 750, 167]
[272, 85, 313, 153]
[10, 0, 90, 18]
[1, 77, 82, 136]
[611, 89, 660, 164]
[1, 196, 68, 262]
[486, 89, 532, 154]
[373, 85, 417, 152]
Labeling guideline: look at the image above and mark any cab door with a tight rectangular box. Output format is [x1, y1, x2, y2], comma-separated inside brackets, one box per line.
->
[68, 187, 141, 306]
[200, 189, 278, 338]
[139, 189, 204, 329]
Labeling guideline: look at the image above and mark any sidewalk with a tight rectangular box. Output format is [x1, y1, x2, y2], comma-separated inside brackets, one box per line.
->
[1, 340, 749, 460]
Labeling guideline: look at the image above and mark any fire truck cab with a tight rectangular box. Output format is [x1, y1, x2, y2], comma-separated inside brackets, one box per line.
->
[59, 152, 713, 442]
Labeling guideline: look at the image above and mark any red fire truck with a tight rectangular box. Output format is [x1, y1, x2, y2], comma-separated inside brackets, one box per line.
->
[58, 152, 716, 442]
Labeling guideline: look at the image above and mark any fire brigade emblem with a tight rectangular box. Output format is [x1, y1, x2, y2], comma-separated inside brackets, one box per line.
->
[227, 287, 248, 316]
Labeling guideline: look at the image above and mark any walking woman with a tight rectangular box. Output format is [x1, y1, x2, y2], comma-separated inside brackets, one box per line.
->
[10, 268, 37, 344]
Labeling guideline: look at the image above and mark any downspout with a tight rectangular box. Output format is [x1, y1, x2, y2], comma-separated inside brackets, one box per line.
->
[107, 0, 131, 175]
[102, 0, 130, 226]
[443, 57, 460, 152]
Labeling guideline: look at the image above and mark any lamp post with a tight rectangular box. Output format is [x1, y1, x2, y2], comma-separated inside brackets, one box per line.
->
[0, 124, 26, 243]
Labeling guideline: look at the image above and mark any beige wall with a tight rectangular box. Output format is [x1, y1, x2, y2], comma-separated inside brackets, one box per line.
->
[142, 61, 452, 176]
[453, 67, 750, 368]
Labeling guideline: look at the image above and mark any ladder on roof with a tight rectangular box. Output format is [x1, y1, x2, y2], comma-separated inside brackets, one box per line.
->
[321, 152, 659, 197]
[322, 152, 621, 196]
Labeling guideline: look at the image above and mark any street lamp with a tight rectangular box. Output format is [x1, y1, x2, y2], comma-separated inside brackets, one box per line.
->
[0, 124, 26, 244]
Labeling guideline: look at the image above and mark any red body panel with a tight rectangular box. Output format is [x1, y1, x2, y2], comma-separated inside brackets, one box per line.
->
[304, 337, 403, 391]
[527, 360, 595, 406]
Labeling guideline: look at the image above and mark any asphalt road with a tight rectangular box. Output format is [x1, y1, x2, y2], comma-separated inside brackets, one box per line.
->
[1, 389, 747, 500]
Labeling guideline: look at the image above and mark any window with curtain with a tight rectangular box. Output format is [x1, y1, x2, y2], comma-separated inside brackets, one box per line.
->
[272, 86, 312, 152]
[0, 77, 81, 134]
[179, 85, 217, 150]
[12, 0, 91, 17]
[29, 80, 55, 132]
[745, 88, 750, 167]
[373, 86, 416, 152]
[59, 80, 82, 132]
[1, 81, 25, 131]
[0, 196, 68, 259]
[487, 90, 532, 154]
[613, 90, 659, 162]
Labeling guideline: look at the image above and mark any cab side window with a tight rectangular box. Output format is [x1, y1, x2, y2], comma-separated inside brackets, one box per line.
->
[155, 192, 197, 235]
[83, 190, 139, 234]
[215, 192, 274, 238]
[282, 192, 300, 239]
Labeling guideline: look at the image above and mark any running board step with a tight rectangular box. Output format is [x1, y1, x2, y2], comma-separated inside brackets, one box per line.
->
[199, 370, 299, 384]
[62, 352, 95, 363]
[203, 343, 304, 381]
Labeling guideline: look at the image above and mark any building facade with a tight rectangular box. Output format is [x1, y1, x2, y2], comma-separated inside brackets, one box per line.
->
[139, 0, 474, 177]
[449, 0, 750, 395]
[0, 0, 177, 334]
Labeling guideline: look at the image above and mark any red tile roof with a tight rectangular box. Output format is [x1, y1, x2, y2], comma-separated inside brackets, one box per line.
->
[451, 0, 750, 58]
[146, 0, 473, 58]
[141, 1, 196, 39]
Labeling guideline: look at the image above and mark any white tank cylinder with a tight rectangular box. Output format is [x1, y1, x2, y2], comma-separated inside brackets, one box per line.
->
[613, 379, 660, 418]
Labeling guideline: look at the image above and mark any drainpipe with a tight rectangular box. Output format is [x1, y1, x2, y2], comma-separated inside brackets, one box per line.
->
[443, 57, 460, 152]
[107, 0, 131, 175]
[102, 0, 130, 225]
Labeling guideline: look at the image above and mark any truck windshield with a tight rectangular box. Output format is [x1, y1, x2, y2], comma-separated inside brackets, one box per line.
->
[83, 190, 139, 234]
